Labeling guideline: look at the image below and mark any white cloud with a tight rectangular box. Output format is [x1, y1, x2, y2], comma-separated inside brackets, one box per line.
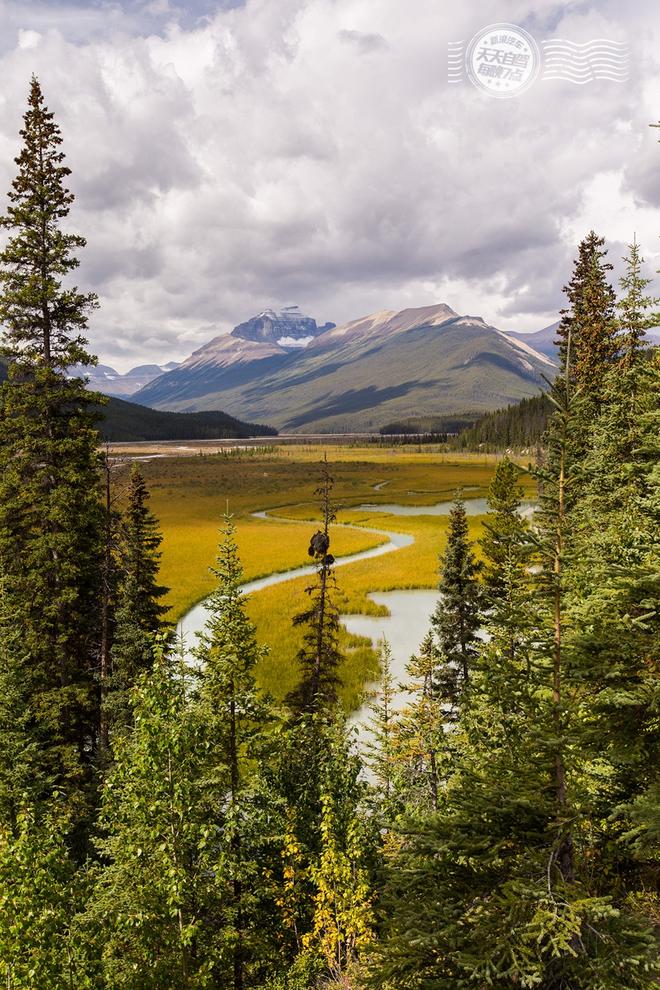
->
[0, 0, 658, 369]
[17, 29, 42, 49]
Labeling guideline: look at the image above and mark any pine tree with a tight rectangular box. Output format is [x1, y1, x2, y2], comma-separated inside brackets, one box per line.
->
[616, 237, 657, 368]
[366, 639, 398, 814]
[556, 230, 619, 403]
[394, 632, 445, 812]
[193, 514, 278, 989]
[373, 410, 658, 986]
[430, 496, 481, 694]
[288, 456, 343, 715]
[0, 77, 104, 829]
[481, 457, 531, 604]
[109, 464, 169, 736]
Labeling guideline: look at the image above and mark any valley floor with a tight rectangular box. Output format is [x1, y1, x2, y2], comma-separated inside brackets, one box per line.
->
[117, 443, 533, 710]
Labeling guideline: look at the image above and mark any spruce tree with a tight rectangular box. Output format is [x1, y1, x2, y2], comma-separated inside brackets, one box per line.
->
[556, 230, 619, 403]
[109, 464, 169, 736]
[616, 237, 657, 368]
[430, 496, 481, 695]
[366, 639, 398, 815]
[0, 77, 104, 824]
[394, 632, 445, 812]
[288, 456, 342, 715]
[481, 456, 531, 604]
[194, 514, 277, 990]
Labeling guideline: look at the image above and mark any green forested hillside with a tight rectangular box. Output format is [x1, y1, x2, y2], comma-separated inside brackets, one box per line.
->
[0, 360, 277, 441]
[94, 394, 277, 441]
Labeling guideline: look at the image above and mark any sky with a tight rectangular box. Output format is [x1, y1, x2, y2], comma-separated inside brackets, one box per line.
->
[0, 0, 659, 370]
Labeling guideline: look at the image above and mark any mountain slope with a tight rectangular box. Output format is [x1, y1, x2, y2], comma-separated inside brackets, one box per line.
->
[505, 322, 560, 361]
[135, 304, 556, 433]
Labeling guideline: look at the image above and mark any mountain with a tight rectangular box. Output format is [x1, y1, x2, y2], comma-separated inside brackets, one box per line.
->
[70, 361, 181, 397]
[134, 304, 556, 433]
[505, 322, 560, 361]
[232, 306, 335, 346]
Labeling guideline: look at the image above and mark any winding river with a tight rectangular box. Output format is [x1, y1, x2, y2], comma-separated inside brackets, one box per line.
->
[178, 496, 503, 729]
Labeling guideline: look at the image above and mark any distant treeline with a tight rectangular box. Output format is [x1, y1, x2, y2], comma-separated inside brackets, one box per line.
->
[379, 414, 476, 436]
[451, 393, 552, 450]
[379, 395, 552, 450]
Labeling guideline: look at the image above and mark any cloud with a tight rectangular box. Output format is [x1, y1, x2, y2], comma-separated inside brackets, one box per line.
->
[338, 29, 388, 53]
[0, 0, 658, 369]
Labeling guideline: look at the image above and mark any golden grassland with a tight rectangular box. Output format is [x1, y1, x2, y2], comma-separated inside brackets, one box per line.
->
[123, 445, 536, 709]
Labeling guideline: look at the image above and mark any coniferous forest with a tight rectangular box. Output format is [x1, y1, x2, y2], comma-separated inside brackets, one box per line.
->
[0, 78, 658, 990]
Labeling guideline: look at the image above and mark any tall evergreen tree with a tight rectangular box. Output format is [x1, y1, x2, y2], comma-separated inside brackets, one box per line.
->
[430, 496, 481, 695]
[616, 237, 657, 368]
[194, 514, 278, 990]
[393, 632, 445, 812]
[0, 76, 104, 828]
[109, 464, 169, 736]
[556, 230, 619, 403]
[288, 456, 342, 715]
[481, 456, 531, 605]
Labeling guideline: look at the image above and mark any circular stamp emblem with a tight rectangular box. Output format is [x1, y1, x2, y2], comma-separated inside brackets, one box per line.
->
[466, 23, 541, 98]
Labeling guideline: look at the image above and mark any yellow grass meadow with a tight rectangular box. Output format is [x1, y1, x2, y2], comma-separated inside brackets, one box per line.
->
[123, 445, 535, 709]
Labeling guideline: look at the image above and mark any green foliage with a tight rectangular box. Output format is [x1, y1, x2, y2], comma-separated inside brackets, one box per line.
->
[109, 465, 170, 734]
[0, 805, 89, 989]
[96, 395, 277, 442]
[452, 393, 552, 451]
[0, 76, 104, 831]
[288, 458, 343, 715]
[303, 723, 375, 980]
[430, 496, 482, 694]
[193, 514, 281, 987]
[557, 230, 619, 401]
[616, 238, 658, 367]
[481, 456, 532, 604]
[87, 642, 218, 988]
